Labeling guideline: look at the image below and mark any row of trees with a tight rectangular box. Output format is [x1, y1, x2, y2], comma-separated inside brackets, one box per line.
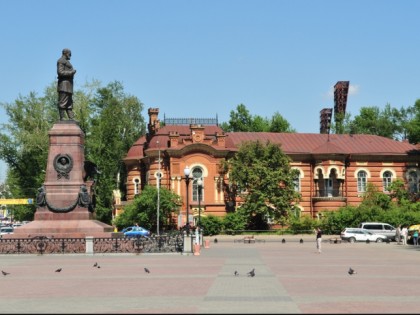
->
[1, 79, 419, 229]
[222, 101, 420, 144]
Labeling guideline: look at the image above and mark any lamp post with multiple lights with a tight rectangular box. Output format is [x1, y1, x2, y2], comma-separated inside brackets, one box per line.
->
[156, 141, 160, 236]
[197, 179, 203, 229]
[183, 166, 192, 235]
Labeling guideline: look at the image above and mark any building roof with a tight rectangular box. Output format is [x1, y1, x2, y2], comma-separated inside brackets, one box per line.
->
[125, 128, 420, 162]
[224, 132, 420, 156]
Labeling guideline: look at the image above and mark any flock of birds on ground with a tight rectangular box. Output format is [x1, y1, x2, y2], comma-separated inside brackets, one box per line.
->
[1, 266, 357, 276]
[0, 238, 359, 277]
[1, 266, 357, 277]
[0, 263, 153, 275]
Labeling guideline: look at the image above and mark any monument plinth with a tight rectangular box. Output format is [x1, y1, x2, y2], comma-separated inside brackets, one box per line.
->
[10, 121, 113, 238]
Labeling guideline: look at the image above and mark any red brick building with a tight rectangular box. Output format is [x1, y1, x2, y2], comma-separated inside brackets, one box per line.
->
[118, 108, 420, 227]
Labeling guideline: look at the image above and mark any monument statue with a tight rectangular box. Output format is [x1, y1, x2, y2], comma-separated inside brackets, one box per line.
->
[57, 48, 76, 121]
[7, 48, 113, 239]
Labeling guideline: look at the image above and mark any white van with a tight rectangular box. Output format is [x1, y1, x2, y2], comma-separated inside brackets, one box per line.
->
[358, 222, 396, 241]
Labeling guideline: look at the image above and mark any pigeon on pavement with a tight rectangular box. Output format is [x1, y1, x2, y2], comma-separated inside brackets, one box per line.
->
[55, 268, 62, 272]
[247, 268, 255, 277]
[2, 270, 10, 276]
[144, 267, 150, 273]
[348, 267, 356, 275]
[234, 271, 239, 276]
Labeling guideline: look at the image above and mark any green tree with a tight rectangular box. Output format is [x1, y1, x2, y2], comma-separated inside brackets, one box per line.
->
[85, 81, 146, 223]
[220, 104, 295, 132]
[113, 185, 181, 233]
[0, 90, 56, 219]
[221, 104, 253, 131]
[406, 99, 420, 144]
[0, 80, 146, 223]
[222, 212, 247, 234]
[334, 104, 409, 141]
[226, 140, 301, 229]
[269, 112, 296, 132]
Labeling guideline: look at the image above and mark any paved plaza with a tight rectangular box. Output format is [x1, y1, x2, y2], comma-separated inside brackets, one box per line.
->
[0, 235, 419, 314]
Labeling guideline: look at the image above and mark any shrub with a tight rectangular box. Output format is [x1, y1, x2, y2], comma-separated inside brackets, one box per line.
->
[222, 212, 247, 234]
[200, 215, 223, 236]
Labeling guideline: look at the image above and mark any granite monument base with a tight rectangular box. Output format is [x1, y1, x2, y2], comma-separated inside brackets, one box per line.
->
[6, 219, 113, 239]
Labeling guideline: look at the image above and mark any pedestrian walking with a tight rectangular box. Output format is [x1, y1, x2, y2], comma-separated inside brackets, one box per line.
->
[315, 227, 322, 253]
[396, 225, 401, 244]
[401, 226, 408, 245]
[413, 230, 419, 246]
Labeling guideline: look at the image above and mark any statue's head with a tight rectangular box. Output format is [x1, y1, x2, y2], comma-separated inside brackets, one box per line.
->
[62, 48, 72, 58]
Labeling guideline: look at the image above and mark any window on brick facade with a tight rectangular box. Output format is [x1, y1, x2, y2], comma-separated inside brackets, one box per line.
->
[408, 171, 419, 193]
[293, 174, 300, 192]
[382, 171, 393, 192]
[133, 178, 140, 195]
[357, 170, 367, 193]
[192, 167, 203, 202]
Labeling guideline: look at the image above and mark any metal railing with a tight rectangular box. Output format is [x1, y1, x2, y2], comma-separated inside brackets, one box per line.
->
[0, 232, 184, 255]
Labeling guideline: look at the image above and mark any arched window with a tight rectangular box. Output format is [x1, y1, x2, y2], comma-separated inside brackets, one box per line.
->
[133, 178, 140, 195]
[357, 170, 367, 193]
[408, 171, 419, 193]
[192, 167, 203, 202]
[293, 172, 301, 192]
[382, 171, 393, 192]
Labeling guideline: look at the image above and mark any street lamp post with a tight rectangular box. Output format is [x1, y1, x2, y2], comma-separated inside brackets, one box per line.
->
[183, 166, 191, 235]
[197, 179, 203, 228]
[156, 141, 161, 236]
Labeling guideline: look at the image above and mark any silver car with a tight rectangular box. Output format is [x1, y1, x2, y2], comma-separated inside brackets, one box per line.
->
[340, 228, 387, 243]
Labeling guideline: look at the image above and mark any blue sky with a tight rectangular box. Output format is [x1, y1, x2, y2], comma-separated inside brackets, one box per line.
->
[1, 0, 420, 181]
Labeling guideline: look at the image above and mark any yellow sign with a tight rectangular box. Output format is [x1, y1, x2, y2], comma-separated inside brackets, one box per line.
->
[0, 199, 34, 205]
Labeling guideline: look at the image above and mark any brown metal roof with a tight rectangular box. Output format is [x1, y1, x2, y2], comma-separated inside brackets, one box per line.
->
[125, 131, 420, 161]
[224, 132, 420, 156]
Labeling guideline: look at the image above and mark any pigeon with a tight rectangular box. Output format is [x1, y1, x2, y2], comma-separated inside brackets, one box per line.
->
[144, 267, 150, 273]
[214, 238, 218, 243]
[299, 238, 304, 244]
[234, 271, 239, 276]
[348, 267, 356, 275]
[93, 262, 98, 267]
[247, 268, 255, 277]
[55, 268, 62, 272]
[2, 270, 10, 276]
[281, 238, 286, 243]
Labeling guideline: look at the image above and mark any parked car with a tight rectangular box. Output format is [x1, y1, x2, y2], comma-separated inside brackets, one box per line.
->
[358, 222, 397, 241]
[0, 226, 14, 237]
[340, 228, 387, 243]
[122, 226, 150, 238]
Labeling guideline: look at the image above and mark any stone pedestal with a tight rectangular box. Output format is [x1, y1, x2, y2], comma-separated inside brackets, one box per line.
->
[10, 121, 113, 239]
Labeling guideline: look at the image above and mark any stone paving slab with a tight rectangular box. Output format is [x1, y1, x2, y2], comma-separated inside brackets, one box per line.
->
[0, 237, 419, 313]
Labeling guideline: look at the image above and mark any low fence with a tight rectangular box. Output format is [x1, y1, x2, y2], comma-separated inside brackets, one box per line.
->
[0, 233, 184, 255]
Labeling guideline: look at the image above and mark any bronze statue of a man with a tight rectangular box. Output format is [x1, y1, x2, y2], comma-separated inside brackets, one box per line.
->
[57, 48, 76, 120]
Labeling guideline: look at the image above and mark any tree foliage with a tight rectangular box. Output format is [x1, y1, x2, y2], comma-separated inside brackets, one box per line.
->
[85, 81, 146, 223]
[0, 80, 146, 223]
[406, 99, 420, 144]
[0, 90, 56, 218]
[226, 140, 301, 229]
[220, 104, 295, 132]
[113, 185, 181, 232]
[332, 103, 413, 142]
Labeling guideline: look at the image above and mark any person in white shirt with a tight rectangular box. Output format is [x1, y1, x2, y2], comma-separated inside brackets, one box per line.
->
[401, 226, 408, 245]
